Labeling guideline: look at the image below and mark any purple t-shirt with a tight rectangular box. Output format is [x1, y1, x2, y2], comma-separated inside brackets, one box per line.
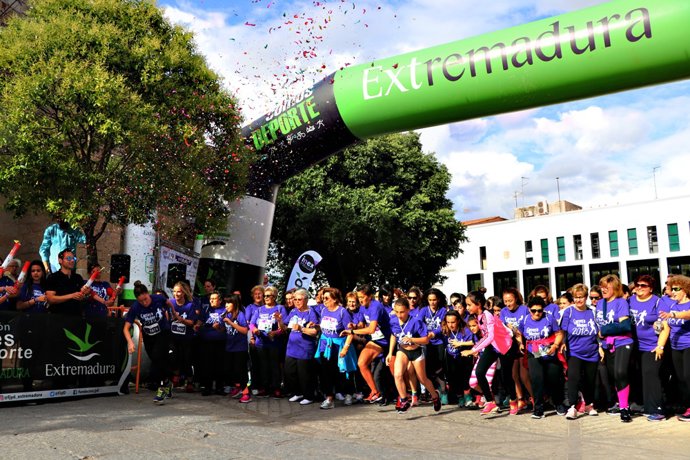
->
[319, 306, 353, 348]
[500, 304, 529, 330]
[85, 280, 112, 319]
[519, 314, 560, 356]
[225, 311, 248, 352]
[199, 305, 227, 341]
[629, 295, 664, 352]
[668, 301, 690, 351]
[444, 327, 474, 359]
[595, 297, 633, 348]
[170, 300, 198, 340]
[418, 306, 447, 346]
[560, 306, 599, 362]
[362, 299, 391, 346]
[250, 304, 288, 348]
[20, 282, 48, 314]
[285, 308, 318, 359]
[348, 308, 365, 326]
[545, 303, 559, 318]
[125, 294, 170, 336]
[390, 315, 428, 349]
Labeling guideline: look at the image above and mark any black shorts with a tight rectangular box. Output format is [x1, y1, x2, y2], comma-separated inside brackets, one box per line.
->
[398, 346, 424, 362]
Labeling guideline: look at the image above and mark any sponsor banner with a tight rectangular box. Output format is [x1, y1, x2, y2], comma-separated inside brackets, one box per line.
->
[0, 312, 130, 404]
[286, 250, 322, 291]
[158, 245, 200, 298]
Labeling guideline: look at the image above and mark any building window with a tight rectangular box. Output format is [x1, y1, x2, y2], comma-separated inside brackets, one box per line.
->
[591, 232, 600, 259]
[668, 223, 680, 252]
[557, 236, 566, 262]
[627, 228, 638, 256]
[541, 239, 549, 264]
[480, 246, 487, 270]
[525, 240, 533, 265]
[573, 234, 583, 260]
[609, 230, 619, 257]
[648, 226, 658, 254]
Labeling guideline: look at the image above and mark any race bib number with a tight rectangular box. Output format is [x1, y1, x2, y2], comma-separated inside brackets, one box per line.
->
[143, 323, 161, 336]
[257, 317, 273, 333]
[171, 321, 187, 335]
[288, 316, 300, 328]
[320, 316, 338, 335]
[370, 327, 384, 341]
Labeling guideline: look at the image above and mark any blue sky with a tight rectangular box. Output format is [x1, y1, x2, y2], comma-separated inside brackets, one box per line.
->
[160, 0, 690, 220]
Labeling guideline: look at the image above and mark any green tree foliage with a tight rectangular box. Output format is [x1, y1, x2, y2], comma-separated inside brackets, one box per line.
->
[0, 0, 252, 264]
[270, 132, 466, 291]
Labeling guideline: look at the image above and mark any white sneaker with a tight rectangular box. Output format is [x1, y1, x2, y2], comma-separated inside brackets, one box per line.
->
[335, 393, 345, 401]
[223, 386, 232, 394]
[344, 394, 353, 406]
[251, 389, 258, 396]
[299, 398, 313, 405]
[289, 394, 303, 402]
[320, 399, 335, 409]
[589, 408, 598, 416]
[354, 393, 364, 403]
[566, 406, 578, 420]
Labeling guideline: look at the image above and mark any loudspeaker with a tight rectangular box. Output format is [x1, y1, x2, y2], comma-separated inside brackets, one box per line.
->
[166, 263, 187, 289]
[110, 254, 131, 283]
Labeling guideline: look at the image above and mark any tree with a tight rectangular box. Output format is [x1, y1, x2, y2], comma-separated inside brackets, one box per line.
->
[0, 0, 252, 265]
[270, 132, 467, 291]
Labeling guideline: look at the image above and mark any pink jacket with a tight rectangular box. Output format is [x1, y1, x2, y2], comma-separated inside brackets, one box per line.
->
[472, 309, 513, 355]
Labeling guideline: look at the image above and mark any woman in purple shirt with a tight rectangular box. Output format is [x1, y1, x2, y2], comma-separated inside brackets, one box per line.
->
[419, 288, 448, 404]
[249, 285, 287, 398]
[279, 288, 319, 406]
[222, 293, 249, 400]
[501, 287, 532, 415]
[658, 275, 690, 421]
[629, 275, 666, 421]
[596, 274, 634, 423]
[560, 283, 600, 419]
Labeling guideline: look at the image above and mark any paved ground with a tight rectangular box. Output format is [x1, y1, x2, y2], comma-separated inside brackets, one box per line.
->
[0, 390, 686, 459]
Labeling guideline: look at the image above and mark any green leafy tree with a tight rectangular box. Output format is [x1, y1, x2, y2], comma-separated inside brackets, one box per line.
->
[270, 132, 466, 291]
[0, 0, 252, 265]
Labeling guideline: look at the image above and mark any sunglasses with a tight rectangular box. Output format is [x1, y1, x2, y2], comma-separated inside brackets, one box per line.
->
[408, 296, 418, 300]
[589, 296, 600, 300]
[530, 309, 544, 314]
[64, 256, 77, 262]
[671, 287, 682, 292]
[264, 294, 275, 298]
[635, 283, 650, 288]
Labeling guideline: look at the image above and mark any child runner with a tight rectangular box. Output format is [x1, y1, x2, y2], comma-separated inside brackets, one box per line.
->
[442, 310, 474, 407]
[223, 293, 249, 400]
[386, 297, 442, 413]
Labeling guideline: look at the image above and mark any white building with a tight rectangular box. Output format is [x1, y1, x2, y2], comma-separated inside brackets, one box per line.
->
[437, 195, 690, 298]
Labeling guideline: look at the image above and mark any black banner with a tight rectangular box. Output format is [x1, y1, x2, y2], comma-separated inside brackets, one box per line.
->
[0, 312, 130, 403]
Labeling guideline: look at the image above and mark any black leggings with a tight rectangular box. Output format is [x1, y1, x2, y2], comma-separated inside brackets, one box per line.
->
[604, 345, 632, 391]
[200, 339, 225, 390]
[567, 357, 598, 407]
[143, 331, 173, 386]
[425, 343, 445, 381]
[319, 350, 354, 397]
[225, 350, 249, 388]
[257, 345, 282, 392]
[672, 348, 690, 408]
[640, 350, 664, 414]
[475, 346, 516, 401]
[528, 356, 563, 410]
[445, 355, 473, 395]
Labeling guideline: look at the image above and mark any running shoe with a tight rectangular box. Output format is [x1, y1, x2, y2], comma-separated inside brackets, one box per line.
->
[566, 406, 578, 420]
[620, 408, 632, 423]
[647, 413, 665, 422]
[678, 408, 690, 422]
[228, 387, 242, 398]
[440, 392, 448, 406]
[288, 394, 304, 402]
[320, 399, 335, 410]
[585, 405, 598, 416]
[410, 394, 419, 407]
[433, 396, 442, 412]
[480, 401, 500, 415]
[272, 390, 284, 399]
[299, 398, 313, 406]
[153, 386, 166, 404]
[239, 393, 252, 403]
[606, 403, 620, 415]
[517, 399, 528, 413]
[531, 410, 545, 419]
[353, 393, 364, 403]
[509, 400, 519, 415]
[166, 381, 174, 399]
[365, 392, 382, 404]
[223, 386, 232, 394]
[556, 405, 567, 416]
[395, 397, 402, 411]
[335, 393, 345, 401]
[397, 398, 411, 414]
[344, 394, 353, 406]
